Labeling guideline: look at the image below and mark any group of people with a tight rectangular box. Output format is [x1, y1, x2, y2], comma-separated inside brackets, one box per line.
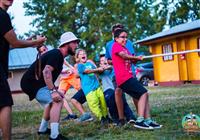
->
[0, 0, 162, 140]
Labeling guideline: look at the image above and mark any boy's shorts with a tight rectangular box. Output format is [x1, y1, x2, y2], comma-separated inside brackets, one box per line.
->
[59, 74, 80, 92]
[119, 77, 147, 100]
[71, 89, 86, 104]
[0, 77, 13, 108]
[36, 86, 52, 107]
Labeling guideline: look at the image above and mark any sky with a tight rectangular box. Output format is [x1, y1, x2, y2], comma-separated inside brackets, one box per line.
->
[8, 0, 35, 35]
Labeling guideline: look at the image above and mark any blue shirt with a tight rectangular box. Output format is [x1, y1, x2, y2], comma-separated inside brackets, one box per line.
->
[77, 62, 100, 95]
[105, 39, 136, 75]
[99, 69, 115, 92]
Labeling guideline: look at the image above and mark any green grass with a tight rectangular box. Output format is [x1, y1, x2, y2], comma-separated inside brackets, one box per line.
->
[12, 84, 200, 140]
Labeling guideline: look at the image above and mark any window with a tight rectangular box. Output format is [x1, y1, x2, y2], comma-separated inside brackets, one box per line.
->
[162, 43, 173, 61]
[198, 38, 200, 56]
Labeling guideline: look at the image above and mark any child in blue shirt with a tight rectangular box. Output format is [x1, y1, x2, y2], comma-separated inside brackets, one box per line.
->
[99, 54, 136, 124]
[76, 49, 108, 123]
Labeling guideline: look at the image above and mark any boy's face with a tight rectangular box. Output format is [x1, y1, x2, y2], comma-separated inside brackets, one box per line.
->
[39, 46, 48, 54]
[78, 50, 87, 63]
[115, 32, 127, 47]
[100, 56, 108, 67]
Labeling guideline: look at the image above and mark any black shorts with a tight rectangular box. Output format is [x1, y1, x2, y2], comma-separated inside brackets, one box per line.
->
[71, 89, 86, 104]
[0, 76, 13, 108]
[119, 77, 147, 100]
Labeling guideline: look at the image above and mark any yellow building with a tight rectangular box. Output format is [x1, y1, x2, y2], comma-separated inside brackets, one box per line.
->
[137, 19, 200, 86]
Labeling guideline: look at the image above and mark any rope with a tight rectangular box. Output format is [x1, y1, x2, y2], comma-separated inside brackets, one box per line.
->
[143, 49, 200, 59]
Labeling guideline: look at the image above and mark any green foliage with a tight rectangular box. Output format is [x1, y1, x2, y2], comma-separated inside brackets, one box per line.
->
[169, 0, 200, 27]
[22, 0, 200, 58]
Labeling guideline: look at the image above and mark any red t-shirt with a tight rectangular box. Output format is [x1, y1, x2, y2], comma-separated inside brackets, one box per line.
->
[112, 42, 133, 86]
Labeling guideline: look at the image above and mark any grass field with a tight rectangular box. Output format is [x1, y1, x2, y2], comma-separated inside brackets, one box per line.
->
[11, 84, 200, 140]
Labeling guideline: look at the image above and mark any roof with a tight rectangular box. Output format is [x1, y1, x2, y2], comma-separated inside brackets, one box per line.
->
[9, 46, 53, 70]
[9, 48, 37, 70]
[137, 19, 200, 44]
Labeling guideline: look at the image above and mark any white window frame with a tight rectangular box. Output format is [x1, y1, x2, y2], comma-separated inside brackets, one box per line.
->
[162, 43, 174, 61]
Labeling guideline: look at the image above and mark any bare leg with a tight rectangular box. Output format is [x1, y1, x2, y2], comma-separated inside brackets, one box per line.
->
[63, 99, 74, 114]
[43, 104, 51, 121]
[71, 99, 85, 115]
[137, 93, 148, 117]
[58, 89, 74, 114]
[132, 98, 138, 113]
[144, 94, 150, 119]
[50, 101, 63, 122]
[0, 106, 12, 140]
[115, 88, 124, 120]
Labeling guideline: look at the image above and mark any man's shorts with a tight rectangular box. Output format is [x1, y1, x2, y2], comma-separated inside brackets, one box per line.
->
[0, 77, 13, 108]
[71, 89, 86, 104]
[59, 74, 80, 92]
[119, 77, 147, 100]
[35, 86, 53, 107]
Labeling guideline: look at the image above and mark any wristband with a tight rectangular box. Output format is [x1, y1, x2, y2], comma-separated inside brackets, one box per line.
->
[50, 88, 57, 93]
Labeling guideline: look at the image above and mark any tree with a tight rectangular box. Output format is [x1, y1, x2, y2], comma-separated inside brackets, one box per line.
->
[169, 0, 200, 26]
[23, 0, 167, 58]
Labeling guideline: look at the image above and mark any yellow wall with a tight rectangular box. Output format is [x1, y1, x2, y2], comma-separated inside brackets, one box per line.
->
[151, 40, 180, 82]
[150, 35, 200, 83]
[177, 38, 188, 81]
[186, 35, 200, 80]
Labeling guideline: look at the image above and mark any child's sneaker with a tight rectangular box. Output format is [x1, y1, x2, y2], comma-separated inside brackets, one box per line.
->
[147, 120, 162, 129]
[117, 119, 125, 127]
[62, 114, 77, 121]
[127, 118, 136, 124]
[134, 120, 154, 130]
[77, 112, 93, 122]
[100, 116, 111, 126]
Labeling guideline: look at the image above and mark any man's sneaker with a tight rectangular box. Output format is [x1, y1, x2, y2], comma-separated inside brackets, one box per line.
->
[76, 112, 93, 122]
[62, 114, 77, 121]
[134, 120, 154, 130]
[147, 120, 162, 129]
[49, 134, 68, 140]
[38, 128, 51, 135]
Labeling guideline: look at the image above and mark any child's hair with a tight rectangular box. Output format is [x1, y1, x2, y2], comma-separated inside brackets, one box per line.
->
[75, 48, 86, 63]
[112, 23, 124, 32]
[114, 28, 127, 38]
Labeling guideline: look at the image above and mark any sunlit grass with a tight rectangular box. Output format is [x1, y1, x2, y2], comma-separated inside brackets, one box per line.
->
[12, 84, 200, 140]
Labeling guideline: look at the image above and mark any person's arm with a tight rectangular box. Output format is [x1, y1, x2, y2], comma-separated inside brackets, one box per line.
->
[42, 65, 55, 90]
[64, 59, 75, 70]
[73, 63, 80, 78]
[84, 67, 104, 74]
[4, 29, 46, 48]
[118, 51, 143, 61]
[102, 65, 113, 70]
[43, 65, 64, 102]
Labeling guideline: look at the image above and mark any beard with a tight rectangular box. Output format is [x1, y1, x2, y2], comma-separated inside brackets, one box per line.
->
[68, 47, 75, 55]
